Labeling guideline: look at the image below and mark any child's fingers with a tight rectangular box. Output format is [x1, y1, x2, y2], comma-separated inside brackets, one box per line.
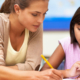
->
[75, 61, 80, 65]
[73, 62, 80, 70]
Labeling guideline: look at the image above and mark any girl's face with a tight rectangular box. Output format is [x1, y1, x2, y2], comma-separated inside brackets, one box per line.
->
[17, 0, 48, 32]
[74, 23, 80, 46]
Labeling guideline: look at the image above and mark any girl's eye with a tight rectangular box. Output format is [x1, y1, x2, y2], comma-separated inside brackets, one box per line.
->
[78, 23, 80, 25]
[32, 14, 37, 17]
[78, 28, 80, 30]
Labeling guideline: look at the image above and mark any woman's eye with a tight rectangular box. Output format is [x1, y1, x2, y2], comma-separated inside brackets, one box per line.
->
[32, 14, 37, 16]
[43, 12, 47, 15]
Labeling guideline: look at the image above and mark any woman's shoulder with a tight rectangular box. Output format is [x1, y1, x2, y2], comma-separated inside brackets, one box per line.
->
[0, 13, 10, 29]
[0, 13, 9, 22]
[0, 13, 10, 35]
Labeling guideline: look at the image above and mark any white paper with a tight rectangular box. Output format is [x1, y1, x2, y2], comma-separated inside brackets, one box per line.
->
[63, 79, 77, 80]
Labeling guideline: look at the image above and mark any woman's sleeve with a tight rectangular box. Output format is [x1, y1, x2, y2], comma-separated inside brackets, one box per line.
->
[0, 17, 5, 66]
[17, 24, 43, 70]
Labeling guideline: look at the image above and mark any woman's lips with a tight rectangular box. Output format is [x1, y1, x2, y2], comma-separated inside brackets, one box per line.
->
[33, 25, 40, 28]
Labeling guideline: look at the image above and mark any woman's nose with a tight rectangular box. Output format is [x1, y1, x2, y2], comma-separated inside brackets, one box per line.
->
[38, 16, 44, 24]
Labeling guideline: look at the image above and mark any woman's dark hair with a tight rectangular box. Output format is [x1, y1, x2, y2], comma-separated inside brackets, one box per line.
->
[70, 7, 80, 44]
[0, 0, 33, 13]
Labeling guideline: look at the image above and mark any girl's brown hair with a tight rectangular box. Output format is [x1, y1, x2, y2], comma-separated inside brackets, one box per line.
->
[70, 7, 80, 44]
[0, 0, 31, 13]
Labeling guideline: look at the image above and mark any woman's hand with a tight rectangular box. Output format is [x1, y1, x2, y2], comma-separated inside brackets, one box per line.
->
[39, 69, 62, 80]
[0, 66, 62, 80]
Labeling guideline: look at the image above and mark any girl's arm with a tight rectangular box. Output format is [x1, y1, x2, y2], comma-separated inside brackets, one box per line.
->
[41, 43, 80, 78]
[41, 43, 65, 70]
[59, 61, 80, 78]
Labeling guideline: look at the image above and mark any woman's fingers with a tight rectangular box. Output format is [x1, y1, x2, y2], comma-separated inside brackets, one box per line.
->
[40, 69, 62, 80]
[51, 69, 63, 79]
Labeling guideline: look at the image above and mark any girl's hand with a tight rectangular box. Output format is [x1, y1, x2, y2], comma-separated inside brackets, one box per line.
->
[68, 61, 80, 77]
[76, 75, 80, 80]
[39, 69, 62, 80]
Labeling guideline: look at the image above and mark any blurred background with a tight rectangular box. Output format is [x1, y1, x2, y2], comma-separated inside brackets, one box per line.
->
[0, 0, 80, 69]
[43, 0, 80, 57]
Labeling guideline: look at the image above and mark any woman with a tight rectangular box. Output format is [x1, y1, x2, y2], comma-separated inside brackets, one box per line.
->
[0, 0, 62, 80]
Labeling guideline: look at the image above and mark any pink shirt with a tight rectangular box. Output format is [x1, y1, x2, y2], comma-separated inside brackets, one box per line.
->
[59, 36, 80, 78]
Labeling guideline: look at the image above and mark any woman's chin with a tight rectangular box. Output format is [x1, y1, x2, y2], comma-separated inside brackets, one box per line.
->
[30, 29, 38, 32]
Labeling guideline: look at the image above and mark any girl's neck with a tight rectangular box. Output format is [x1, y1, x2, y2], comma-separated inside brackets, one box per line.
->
[9, 13, 25, 37]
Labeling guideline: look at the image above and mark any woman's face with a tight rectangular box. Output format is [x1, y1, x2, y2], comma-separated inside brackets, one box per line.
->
[74, 23, 80, 46]
[17, 0, 48, 32]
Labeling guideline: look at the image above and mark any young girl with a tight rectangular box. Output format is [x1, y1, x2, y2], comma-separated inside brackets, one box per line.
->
[41, 7, 80, 79]
[0, 0, 63, 80]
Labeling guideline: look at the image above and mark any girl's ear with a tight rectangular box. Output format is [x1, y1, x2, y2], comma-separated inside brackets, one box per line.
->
[14, 4, 21, 15]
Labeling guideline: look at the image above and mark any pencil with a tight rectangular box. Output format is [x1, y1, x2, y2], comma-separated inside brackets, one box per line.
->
[41, 54, 63, 80]
[41, 54, 53, 69]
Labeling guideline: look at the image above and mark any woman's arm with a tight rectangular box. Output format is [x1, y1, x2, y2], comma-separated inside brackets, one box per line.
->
[0, 66, 40, 80]
[0, 66, 23, 80]
[41, 43, 65, 70]
[7, 65, 18, 70]
[0, 66, 62, 80]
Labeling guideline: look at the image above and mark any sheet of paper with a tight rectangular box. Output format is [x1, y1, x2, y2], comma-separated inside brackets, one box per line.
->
[63, 79, 77, 80]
